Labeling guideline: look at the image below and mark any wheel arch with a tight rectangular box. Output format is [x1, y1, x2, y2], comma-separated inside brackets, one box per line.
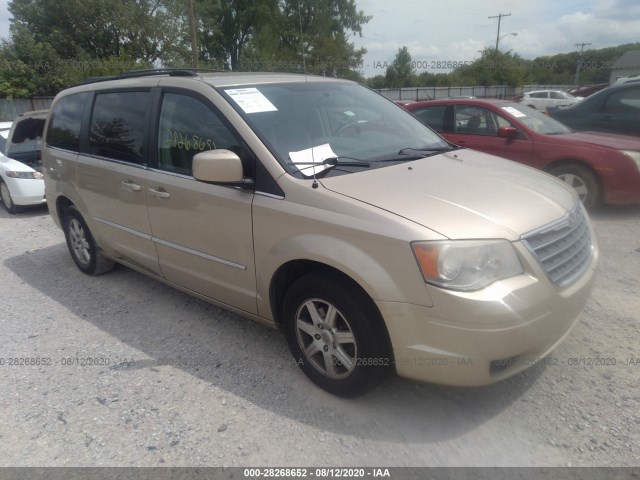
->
[270, 259, 395, 365]
[544, 158, 602, 190]
[55, 195, 75, 224]
[270, 260, 370, 325]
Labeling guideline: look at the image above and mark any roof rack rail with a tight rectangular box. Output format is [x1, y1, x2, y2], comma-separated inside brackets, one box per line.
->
[74, 68, 226, 86]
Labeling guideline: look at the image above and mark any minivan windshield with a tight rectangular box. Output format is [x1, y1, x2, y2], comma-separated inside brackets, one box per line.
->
[218, 81, 451, 177]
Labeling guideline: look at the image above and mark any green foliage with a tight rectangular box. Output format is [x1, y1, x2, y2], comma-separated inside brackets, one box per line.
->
[366, 43, 640, 89]
[385, 47, 416, 87]
[2, 0, 371, 97]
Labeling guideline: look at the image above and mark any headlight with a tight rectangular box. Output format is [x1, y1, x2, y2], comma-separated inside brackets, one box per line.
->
[621, 150, 640, 171]
[5, 171, 43, 179]
[411, 240, 523, 291]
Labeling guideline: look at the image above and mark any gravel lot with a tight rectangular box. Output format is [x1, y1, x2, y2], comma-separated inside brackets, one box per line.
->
[0, 203, 638, 467]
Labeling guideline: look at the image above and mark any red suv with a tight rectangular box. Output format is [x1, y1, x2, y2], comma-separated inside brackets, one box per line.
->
[401, 98, 640, 208]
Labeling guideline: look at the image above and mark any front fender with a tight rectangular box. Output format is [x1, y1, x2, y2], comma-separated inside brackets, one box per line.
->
[255, 233, 433, 321]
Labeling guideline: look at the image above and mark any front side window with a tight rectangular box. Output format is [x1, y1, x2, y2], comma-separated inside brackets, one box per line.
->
[454, 106, 503, 135]
[47, 92, 88, 151]
[157, 93, 240, 175]
[89, 91, 150, 164]
[550, 91, 565, 99]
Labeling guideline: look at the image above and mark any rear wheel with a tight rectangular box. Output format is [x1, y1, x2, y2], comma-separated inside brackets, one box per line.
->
[283, 271, 393, 397]
[0, 180, 18, 214]
[62, 206, 115, 275]
[549, 164, 600, 210]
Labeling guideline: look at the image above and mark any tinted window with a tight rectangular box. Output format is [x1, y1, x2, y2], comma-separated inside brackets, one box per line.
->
[47, 92, 88, 151]
[529, 92, 548, 99]
[550, 91, 564, 99]
[89, 91, 150, 164]
[602, 87, 640, 113]
[412, 105, 447, 131]
[157, 93, 241, 175]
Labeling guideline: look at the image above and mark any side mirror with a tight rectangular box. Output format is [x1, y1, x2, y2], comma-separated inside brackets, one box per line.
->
[498, 126, 519, 139]
[192, 149, 251, 186]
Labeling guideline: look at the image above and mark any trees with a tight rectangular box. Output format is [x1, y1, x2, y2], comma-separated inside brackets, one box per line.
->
[385, 47, 416, 87]
[1, 0, 372, 96]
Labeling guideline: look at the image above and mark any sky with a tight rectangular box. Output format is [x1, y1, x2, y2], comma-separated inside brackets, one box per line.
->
[351, 0, 640, 76]
[0, 0, 639, 77]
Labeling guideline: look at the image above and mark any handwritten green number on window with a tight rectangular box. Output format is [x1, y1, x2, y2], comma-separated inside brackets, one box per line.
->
[164, 129, 173, 148]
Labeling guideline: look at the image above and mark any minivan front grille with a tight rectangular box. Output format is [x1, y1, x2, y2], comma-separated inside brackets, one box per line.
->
[522, 203, 593, 288]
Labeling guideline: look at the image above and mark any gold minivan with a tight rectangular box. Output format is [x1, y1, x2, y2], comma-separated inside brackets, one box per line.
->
[43, 70, 598, 396]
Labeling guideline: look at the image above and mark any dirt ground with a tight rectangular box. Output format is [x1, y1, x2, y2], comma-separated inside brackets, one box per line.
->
[0, 203, 638, 467]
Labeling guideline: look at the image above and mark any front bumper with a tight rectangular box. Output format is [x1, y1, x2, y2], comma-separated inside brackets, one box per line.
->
[6, 179, 46, 206]
[378, 243, 598, 386]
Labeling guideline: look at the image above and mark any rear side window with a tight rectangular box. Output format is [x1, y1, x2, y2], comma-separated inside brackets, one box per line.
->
[89, 91, 150, 165]
[602, 87, 640, 113]
[47, 92, 88, 151]
[412, 105, 448, 131]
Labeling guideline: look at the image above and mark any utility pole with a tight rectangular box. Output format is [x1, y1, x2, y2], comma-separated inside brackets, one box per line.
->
[489, 13, 511, 52]
[187, 0, 199, 69]
[574, 42, 591, 85]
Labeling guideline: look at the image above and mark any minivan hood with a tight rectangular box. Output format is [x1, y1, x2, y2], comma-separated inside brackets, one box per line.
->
[320, 150, 577, 240]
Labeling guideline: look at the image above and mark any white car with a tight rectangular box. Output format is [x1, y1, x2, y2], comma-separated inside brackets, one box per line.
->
[520, 90, 582, 112]
[0, 120, 46, 214]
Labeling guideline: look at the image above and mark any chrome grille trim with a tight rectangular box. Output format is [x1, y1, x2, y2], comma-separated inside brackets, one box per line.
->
[521, 203, 593, 288]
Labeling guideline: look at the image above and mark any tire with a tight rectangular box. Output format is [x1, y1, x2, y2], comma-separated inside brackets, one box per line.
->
[0, 179, 18, 214]
[283, 271, 393, 397]
[548, 164, 600, 210]
[62, 205, 115, 275]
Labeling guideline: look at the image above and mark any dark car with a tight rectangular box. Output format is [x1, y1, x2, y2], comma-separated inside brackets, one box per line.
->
[547, 80, 640, 137]
[402, 98, 640, 208]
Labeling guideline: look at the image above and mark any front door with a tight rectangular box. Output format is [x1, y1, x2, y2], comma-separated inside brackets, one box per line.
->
[145, 90, 257, 314]
[443, 105, 535, 166]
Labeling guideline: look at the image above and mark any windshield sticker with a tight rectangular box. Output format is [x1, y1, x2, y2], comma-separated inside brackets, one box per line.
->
[343, 110, 356, 117]
[224, 88, 277, 114]
[289, 143, 338, 177]
[502, 106, 527, 118]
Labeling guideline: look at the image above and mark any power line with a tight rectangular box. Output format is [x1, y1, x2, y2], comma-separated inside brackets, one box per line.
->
[488, 12, 511, 52]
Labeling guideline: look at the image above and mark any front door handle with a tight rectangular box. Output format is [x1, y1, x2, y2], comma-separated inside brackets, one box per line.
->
[148, 187, 171, 199]
[121, 180, 141, 191]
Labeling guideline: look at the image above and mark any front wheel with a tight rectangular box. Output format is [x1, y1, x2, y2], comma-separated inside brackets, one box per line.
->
[0, 180, 18, 214]
[62, 206, 115, 275]
[283, 271, 393, 397]
[548, 164, 600, 210]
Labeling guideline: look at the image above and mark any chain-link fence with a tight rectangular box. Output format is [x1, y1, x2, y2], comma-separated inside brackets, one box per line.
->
[376, 85, 574, 101]
[0, 97, 54, 122]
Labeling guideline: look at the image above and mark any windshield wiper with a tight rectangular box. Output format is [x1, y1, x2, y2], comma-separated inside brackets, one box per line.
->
[397, 146, 458, 155]
[291, 156, 371, 168]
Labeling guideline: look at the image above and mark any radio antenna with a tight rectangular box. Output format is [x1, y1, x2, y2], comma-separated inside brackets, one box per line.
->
[297, 0, 318, 188]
